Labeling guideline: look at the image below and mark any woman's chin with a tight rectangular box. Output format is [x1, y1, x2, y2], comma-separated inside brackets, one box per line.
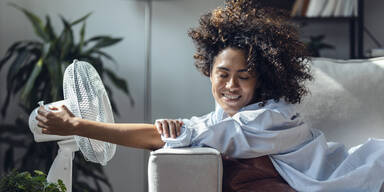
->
[222, 96, 239, 103]
[221, 98, 242, 107]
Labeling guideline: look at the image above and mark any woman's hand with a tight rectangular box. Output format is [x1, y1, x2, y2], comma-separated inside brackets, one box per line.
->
[35, 105, 78, 136]
[155, 119, 183, 138]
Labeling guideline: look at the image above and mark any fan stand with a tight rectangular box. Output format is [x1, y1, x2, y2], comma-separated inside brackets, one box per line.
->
[47, 139, 79, 192]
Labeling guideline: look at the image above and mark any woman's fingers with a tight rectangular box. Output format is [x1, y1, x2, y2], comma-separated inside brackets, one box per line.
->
[37, 121, 47, 129]
[161, 120, 170, 138]
[155, 119, 184, 138]
[163, 120, 170, 137]
[155, 120, 163, 135]
[37, 106, 49, 117]
[169, 121, 176, 138]
[35, 114, 47, 124]
[42, 128, 53, 134]
[176, 121, 182, 136]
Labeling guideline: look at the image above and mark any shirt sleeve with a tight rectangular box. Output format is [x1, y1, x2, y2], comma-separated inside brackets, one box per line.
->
[160, 112, 215, 148]
[190, 108, 312, 158]
[160, 119, 193, 148]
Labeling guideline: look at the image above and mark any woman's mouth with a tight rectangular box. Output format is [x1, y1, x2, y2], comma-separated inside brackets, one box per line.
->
[222, 93, 241, 102]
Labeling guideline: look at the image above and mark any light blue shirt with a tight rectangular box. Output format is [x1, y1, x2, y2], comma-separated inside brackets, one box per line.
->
[161, 99, 384, 191]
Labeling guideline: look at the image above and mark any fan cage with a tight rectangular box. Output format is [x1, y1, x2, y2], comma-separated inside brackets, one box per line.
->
[63, 60, 116, 165]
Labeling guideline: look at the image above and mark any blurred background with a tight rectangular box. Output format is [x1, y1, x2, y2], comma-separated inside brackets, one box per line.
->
[0, 0, 383, 191]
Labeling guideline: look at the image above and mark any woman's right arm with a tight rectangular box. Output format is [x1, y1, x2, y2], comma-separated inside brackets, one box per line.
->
[74, 120, 165, 150]
[36, 105, 165, 150]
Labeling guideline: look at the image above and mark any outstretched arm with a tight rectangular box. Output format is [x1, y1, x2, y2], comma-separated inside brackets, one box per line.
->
[36, 105, 165, 150]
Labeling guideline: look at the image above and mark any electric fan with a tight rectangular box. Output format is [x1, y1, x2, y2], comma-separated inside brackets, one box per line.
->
[28, 59, 116, 192]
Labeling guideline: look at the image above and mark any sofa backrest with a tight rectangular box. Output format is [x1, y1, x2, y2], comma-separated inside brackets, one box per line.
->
[297, 57, 384, 147]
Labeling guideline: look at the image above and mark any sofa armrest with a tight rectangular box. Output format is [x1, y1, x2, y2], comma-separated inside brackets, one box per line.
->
[148, 147, 223, 192]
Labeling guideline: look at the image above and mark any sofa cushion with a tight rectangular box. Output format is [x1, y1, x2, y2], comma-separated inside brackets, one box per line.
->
[297, 57, 384, 147]
[148, 147, 222, 192]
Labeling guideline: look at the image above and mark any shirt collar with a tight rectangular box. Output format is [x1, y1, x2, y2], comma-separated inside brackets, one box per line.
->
[214, 100, 274, 121]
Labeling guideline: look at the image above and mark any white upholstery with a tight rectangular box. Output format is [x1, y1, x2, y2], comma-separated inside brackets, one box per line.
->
[148, 57, 384, 191]
[299, 57, 384, 147]
[148, 147, 222, 192]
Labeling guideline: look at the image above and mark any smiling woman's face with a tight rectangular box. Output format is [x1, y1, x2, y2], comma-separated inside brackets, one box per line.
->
[210, 47, 259, 116]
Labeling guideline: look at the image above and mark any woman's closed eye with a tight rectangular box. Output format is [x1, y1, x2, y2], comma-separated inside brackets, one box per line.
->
[219, 73, 228, 78]
[218, 73, 250, 80]
[239, 75, 250, 80]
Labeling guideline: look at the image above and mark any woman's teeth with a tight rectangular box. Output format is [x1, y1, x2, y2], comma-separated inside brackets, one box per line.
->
[223, 94, 241, 99]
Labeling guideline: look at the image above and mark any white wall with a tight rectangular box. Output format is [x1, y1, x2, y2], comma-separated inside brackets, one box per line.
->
[150, 0, 224, 121]
[1, 0, 384, 192]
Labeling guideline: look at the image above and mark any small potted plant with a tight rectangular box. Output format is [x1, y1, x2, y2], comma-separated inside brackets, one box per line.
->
[0, 170, 66, 192]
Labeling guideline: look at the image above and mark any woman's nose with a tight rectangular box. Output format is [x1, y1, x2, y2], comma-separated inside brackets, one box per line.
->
[226, 77, 239, 89]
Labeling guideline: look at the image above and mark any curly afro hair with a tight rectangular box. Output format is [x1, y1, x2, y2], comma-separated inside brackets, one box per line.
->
[188, 0, 312, 105]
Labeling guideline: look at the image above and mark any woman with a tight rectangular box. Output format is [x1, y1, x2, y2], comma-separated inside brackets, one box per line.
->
[37, 1, 384, 191]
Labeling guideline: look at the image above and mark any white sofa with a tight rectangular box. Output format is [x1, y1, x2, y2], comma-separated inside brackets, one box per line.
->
[148, 57, 384, 192]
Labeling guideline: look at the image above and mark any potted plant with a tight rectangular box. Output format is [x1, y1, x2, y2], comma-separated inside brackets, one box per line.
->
[0, 4, 133, 192]
[305, 35, 335, 57]
[0, 170, 66, 192]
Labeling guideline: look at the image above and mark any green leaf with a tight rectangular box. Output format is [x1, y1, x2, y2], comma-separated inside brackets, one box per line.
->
[0, 123, 27, 135]
[84, 35, 110, 44]
[85, 36, 122, 52]
[94, 177, 103, 191]
[12, 56, 40, 94]
[4, 147, 14, 172]
[59, 16, 74, 60]
[71, 12, 92, 26]
[44, 16, 56, 41]
[105, 85, 119, 116]
[1, 94, 11, 117]
[57, 179, 67, 192]
[0, 41, 41, 71]
[104, 68, 134, 106]
[73, 180, 95, 192]
[7, 50, 30, 88]
[21, 58, 44, 103]
[95, 50, 117, 64]
[9, 3, 49, 42]
[2, 50, 29, 115]
[0, 41, 24, 71]
[78, 55, 104, 75]
[0, 136, 28, 147]
[44, 57, 62, 101]
[33, 170, 45, 176]
[77, 22, 86, 53]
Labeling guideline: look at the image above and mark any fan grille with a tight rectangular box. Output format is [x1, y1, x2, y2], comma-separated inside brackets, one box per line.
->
[63, 60, 116, 165]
